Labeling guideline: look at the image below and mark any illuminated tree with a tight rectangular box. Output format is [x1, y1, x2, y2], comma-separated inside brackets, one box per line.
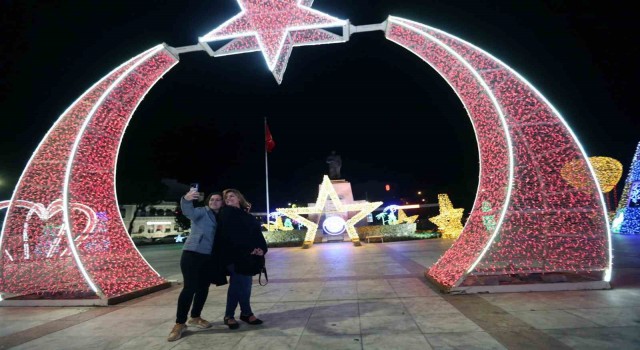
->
[613, 142, 640, 234]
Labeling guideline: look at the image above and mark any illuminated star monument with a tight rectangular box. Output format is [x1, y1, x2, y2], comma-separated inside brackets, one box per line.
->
[277, 176, 382, 248]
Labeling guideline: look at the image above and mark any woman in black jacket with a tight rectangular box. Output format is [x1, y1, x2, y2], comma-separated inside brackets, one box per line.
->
[216, 188, 268, 329]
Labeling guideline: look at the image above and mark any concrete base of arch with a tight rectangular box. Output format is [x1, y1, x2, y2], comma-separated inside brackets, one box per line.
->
[448, 281, 610, 295]
[425, 271, 610, 294]
[0, 282, 171, 307]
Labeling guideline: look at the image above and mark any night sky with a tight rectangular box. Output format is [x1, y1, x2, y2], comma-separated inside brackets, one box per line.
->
[1, 1, 637, 213]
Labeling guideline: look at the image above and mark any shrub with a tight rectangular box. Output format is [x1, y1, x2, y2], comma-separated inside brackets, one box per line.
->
[356, 223, 417, 240]
[263, 230, 307, 247]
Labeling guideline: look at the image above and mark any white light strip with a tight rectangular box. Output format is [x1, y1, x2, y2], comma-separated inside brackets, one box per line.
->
[4, 249, 13, 262]
[350, 22, 386, 34]
[386, 17, 515, 283]
[114, 45, 179, 279]
[63, 45, 166, 297]
[396, 204, 419, 209]
[145, 221, 174, 225]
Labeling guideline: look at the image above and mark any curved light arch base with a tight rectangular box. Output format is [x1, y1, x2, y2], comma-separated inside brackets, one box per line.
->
[0, 45, 178, 304]
[385, 16, 611, 293]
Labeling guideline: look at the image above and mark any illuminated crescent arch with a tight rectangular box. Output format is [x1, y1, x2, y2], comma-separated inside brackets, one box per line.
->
[385, 17, 610, 293]
[0, 11, 610, 301]
[0, 45, 178, 303]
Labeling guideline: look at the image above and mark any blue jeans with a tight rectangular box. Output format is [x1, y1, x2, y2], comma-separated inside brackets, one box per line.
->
[225, 264, 253, 318]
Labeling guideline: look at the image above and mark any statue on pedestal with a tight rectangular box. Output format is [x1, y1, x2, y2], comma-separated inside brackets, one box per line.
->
[326, 150, 342, 179]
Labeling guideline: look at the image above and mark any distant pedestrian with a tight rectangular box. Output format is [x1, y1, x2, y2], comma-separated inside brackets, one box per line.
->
[215, 188, 268, 329]
[167, 189, 223, 342]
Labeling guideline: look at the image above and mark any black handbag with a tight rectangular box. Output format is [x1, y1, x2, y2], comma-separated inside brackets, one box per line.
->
[236, 253, 265, 276]
[242, 255, 268, 285]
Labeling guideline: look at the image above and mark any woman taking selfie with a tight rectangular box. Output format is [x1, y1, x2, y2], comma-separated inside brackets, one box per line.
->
[215, 188, 268, 329]
[168, 188, 223, 342]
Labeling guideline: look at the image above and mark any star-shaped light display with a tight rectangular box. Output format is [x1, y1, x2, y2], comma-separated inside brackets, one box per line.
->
[277, 175, 382, 248]
[199, 0, 348, 83]
[429, 194, 464, 239]
[174, 234, 185, 243]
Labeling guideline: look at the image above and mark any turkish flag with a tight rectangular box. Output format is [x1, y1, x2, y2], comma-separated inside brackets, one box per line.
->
[265, 123, 276, 153]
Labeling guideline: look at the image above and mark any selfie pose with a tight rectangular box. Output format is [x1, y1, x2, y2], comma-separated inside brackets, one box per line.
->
[167, 187, 223, 342]
[215, 188, 268, 329]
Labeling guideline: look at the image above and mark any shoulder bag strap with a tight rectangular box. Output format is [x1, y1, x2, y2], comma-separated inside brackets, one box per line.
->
[258, 267, 268, 286]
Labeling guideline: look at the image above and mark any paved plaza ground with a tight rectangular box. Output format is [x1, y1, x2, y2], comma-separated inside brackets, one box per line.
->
[1, 235, 639, 349]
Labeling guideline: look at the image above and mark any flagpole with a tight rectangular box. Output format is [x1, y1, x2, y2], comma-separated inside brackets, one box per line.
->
[264, 117, 271, 232]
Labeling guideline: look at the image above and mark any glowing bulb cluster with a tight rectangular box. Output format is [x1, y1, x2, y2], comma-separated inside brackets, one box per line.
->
[398, 209, 419, 224]
[588, 157, 623, 193]
[613, 141, 640, 234]
[199, 0, 347, 84]
[277, 175, 382, 248]
[386, 16, 610, 290]
[0, 46, 178, 300]
[429, 194, 464, 239]
[561, 157, 623, 193]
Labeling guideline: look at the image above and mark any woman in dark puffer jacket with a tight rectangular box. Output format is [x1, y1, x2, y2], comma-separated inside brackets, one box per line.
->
[215, 188, 268, 329]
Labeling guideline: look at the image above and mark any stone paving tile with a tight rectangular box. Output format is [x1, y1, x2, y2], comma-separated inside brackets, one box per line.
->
[240, 316, 308, 336]
[0, 307, 89, 321]
[401, 296, 462, 316]
[234, 335, 301, 350]
[303, 316, 361, 336]
[392, 285, 440, 298]
[171, 332, 244, 350]
[0, 320, 49, 338]
[296, 335, 362, 350]
[266, 301, 316, 319]
[312, 300, 359, 318]
[544, 326, 640, 349]
[115, 336, 181, 350]
[362, 333, 433, 350]
[414, 313, 483, 334]
[424, 331, 507, 350]
[360, 315, 422, 334]
[63, 316, 167, 337]
[564, 306, 640, 327]
[478, 293, 560, 311]
[12, 335, 131, 350]
[317, 286, 359, 300]
[279, 290, 321, 302]
[101, 305, 175, 320]
[359, 298, 409, 317]
[507, 309, 601, 329]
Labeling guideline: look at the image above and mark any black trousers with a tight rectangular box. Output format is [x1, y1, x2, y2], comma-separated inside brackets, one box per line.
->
[176, 250, 211, 324]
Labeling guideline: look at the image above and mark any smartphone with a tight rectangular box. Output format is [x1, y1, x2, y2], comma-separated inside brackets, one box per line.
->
[190, 183, 199, 192]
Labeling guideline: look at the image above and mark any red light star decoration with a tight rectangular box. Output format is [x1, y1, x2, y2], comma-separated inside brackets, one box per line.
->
[200, 0, 347, 83]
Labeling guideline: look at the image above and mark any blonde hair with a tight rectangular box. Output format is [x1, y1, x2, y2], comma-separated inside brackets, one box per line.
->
[223, 188, 251, 210]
